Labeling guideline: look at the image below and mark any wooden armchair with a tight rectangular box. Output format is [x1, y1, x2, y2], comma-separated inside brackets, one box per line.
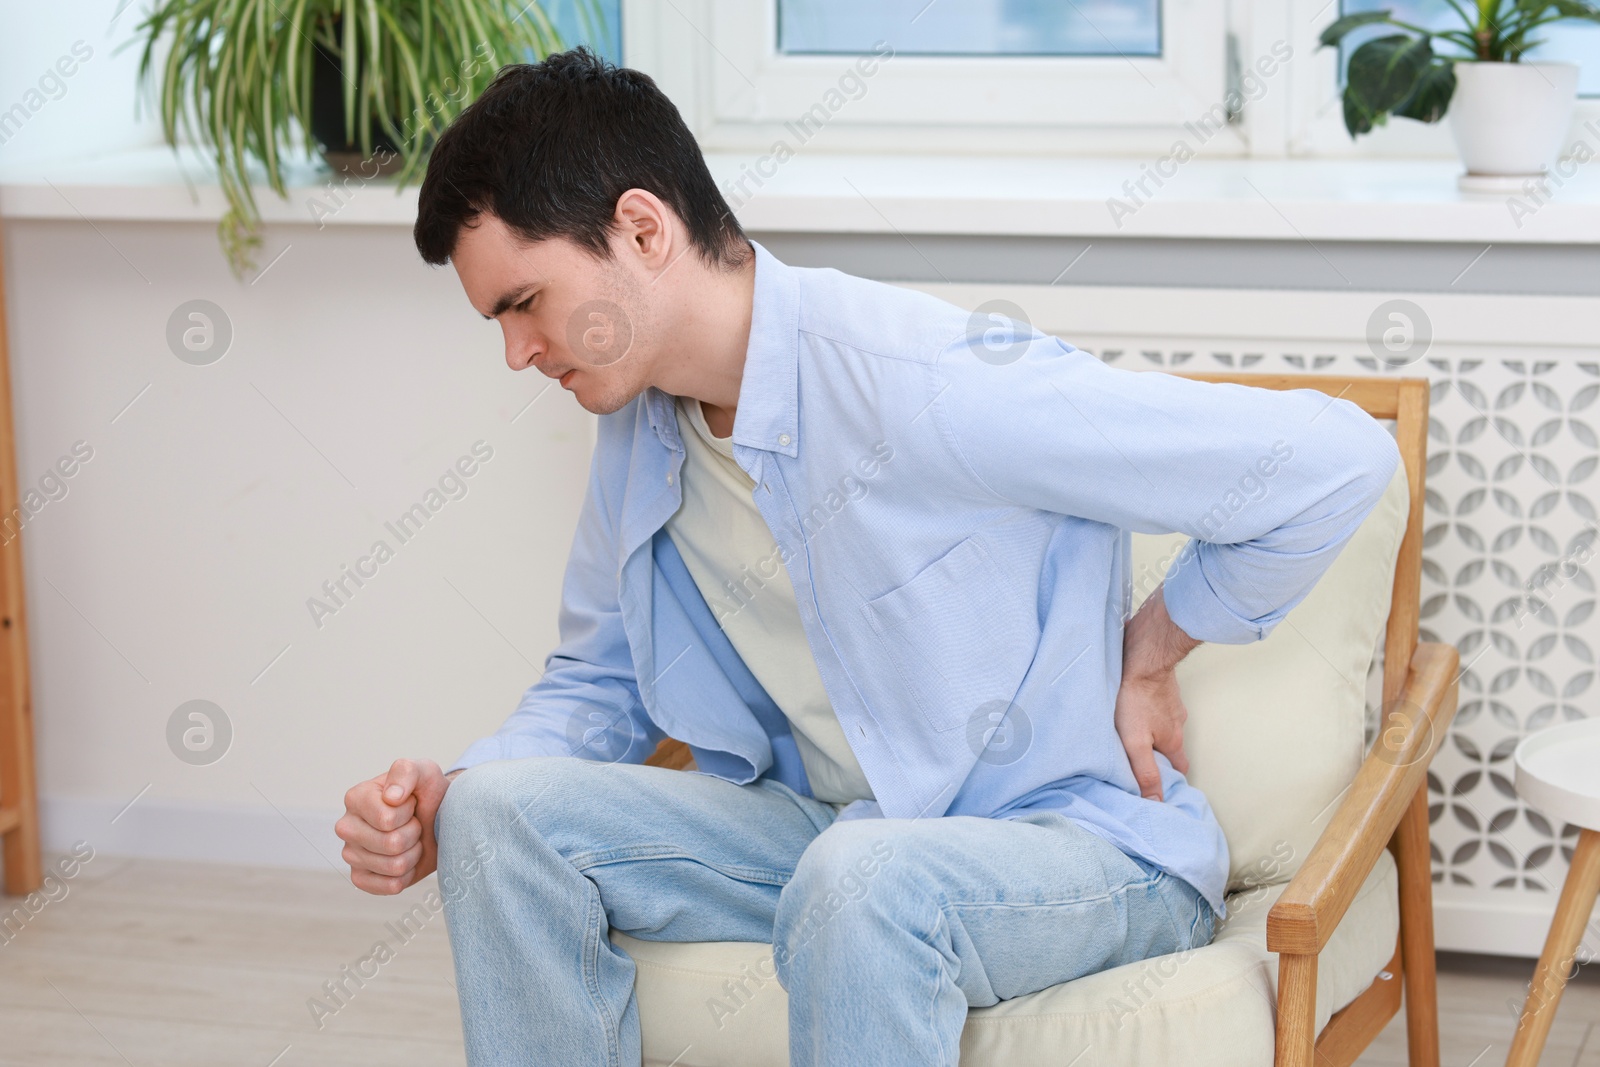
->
[1185, 374, 1455, 1067]
[633, 373, 1455, 1067]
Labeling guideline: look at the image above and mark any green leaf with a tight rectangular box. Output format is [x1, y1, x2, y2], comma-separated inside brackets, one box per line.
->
[1549, 0, 1600, 20]
[1394, 58, 1458, 122]
[1320, 9, 1397, 47]
[1496, 0, 1600, 56]
[1429, 28, 1485, 55]
[1347, 33, 1436, 114]
[342, 0, 358, 147]
[1342, 86, 1378, 137]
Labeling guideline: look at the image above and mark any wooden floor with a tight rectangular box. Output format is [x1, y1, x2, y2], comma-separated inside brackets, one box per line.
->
[0, 855, 1595, 1066]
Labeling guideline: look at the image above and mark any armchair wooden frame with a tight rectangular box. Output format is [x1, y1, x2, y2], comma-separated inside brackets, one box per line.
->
[643, 371, 1456, 1067]
[1182, 373, 1455, 1067]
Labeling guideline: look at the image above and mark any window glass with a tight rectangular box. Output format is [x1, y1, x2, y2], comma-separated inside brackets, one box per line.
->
[777, 0, 1162, 57]
[544, 0, 623, 63]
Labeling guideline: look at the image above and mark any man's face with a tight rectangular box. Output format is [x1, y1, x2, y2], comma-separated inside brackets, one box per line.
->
[452, 213, 652, 415]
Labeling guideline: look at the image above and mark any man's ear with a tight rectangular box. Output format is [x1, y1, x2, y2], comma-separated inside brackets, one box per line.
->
[613, 188, 675, 271]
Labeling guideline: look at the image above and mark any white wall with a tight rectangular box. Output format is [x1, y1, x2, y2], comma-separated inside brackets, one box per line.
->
[4, 218, 593, 871]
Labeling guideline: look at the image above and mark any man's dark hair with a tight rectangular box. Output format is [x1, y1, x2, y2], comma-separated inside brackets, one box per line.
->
[413, 48, 748, 269]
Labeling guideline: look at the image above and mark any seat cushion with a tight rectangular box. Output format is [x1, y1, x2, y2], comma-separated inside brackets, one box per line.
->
[1131, 459, 1409, 893]
[614, 849, 1399, 1067]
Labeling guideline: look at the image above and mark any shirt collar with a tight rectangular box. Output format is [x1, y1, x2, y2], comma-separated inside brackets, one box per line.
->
[642, 240, 799, 459]
[733, 241, 801, 458]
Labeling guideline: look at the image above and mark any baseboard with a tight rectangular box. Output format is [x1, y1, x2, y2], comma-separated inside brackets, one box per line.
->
[38, 794, 347, 872]
[1434, 897, 1600, 961]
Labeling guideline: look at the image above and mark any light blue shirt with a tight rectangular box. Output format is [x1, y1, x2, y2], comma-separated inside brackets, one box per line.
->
[449, 242, 1401, 915]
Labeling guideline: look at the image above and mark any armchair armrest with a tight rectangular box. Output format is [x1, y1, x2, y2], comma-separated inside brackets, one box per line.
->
[1267, 641, 1460, 956]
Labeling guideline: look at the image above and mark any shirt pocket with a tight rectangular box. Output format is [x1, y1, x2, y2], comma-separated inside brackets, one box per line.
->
[862, 535, 1037, 733]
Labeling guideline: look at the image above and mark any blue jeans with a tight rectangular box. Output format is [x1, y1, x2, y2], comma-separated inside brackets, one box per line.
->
[434, 757, 1216, 1067]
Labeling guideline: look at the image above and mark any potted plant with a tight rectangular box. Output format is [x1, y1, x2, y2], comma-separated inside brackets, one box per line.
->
[136, 0, 591, 275]
[1320, 1, 1599, 190]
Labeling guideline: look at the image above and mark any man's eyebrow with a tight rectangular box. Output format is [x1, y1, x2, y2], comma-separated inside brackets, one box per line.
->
[485, 285, 535, 320]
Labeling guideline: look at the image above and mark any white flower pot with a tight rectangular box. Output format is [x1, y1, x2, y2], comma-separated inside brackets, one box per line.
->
[1449, 61, 1579, 191]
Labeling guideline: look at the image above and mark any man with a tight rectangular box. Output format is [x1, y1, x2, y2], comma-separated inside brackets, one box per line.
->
[336, 48, 1400, 1066]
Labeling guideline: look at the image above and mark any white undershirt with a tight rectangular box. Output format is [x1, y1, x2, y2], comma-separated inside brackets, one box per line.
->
[665, 396, 875, 807]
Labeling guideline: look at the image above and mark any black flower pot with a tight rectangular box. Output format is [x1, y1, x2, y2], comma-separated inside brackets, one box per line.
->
[309, 31, 405, 178]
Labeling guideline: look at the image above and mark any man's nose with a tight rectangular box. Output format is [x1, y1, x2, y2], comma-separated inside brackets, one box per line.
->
[504, 327, 542, 372]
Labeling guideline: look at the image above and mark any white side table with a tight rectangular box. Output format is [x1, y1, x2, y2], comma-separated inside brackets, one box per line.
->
[1508, 719, 1600, 1067]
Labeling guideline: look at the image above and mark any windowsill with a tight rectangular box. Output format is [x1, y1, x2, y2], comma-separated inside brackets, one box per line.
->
[2, 145, 1597, 244]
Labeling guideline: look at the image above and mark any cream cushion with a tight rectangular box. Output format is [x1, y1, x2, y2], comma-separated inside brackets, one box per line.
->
[616, 458, 1411, 1066]
[617, 852, 1398, 1067]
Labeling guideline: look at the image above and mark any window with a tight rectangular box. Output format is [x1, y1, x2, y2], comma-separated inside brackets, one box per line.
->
[625, 0, 1594, 161]
[624, 0, 1235, 157]
[776, 0, 1162, 58]
[546, 0, 624, 63]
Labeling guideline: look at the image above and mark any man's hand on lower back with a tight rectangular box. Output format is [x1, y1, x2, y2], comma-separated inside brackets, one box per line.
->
[335, 758, 453, 895]
[1115, 585, 1203, 802]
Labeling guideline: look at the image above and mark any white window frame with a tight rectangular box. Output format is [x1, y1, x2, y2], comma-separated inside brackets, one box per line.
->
[622, 0, 1598, 161]
[624, 0, 1250, 157]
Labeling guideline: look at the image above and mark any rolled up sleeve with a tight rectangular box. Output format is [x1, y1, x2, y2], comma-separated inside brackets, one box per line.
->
[938, 335, 1401, 645]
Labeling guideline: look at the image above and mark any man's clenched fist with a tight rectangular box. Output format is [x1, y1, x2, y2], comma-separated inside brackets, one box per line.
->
[337, 758, 452, 895]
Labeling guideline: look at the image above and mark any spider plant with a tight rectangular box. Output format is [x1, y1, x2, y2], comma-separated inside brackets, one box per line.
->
[136, 0, 593, 275]
[1320, 1, 1600, 136]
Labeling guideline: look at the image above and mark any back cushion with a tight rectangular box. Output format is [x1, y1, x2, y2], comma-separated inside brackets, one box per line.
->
[1130, 460, 1409, 893]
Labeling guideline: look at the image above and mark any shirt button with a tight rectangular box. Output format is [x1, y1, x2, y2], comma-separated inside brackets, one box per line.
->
[666, 472, 675, 486]
[778, 433, 792, 446]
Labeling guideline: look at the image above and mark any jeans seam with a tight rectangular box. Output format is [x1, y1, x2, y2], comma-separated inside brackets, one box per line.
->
[582, 884, 622, 1067]
[939, 873, 1162, 914]
[1159, 877, 1212, 950]
[567, 844, 795, 886]
[926, 904, 958, 1067]
[1195, 898, 1215, 944]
